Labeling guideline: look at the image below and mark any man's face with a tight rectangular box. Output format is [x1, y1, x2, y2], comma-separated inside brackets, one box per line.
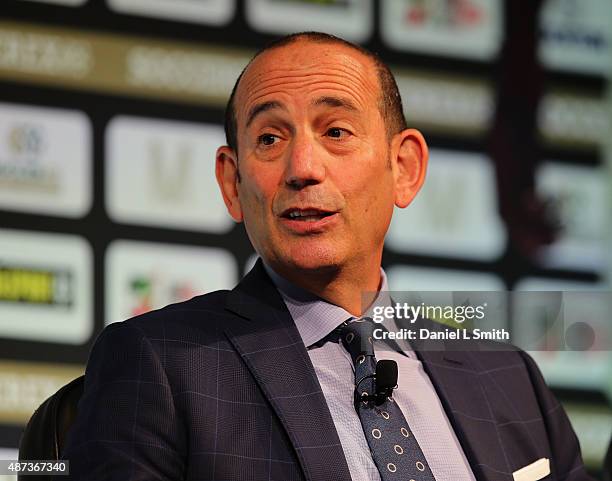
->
[217, 40, 424, 276]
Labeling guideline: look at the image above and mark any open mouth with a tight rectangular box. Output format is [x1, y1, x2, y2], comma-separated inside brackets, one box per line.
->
[281, 208, 336, 222]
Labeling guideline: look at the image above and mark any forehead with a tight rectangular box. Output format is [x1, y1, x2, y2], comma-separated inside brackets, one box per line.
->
[235, 40, 380, 124]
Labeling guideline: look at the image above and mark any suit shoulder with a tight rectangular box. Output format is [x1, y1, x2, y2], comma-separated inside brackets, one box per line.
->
[109, 289, 236, 339]
[461, 337, 537, 377]
[164, 289, 230, 313]
[419, 317, 527, 368]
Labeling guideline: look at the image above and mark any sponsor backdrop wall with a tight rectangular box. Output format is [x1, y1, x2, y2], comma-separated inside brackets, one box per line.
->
[0, 0, 611, 475]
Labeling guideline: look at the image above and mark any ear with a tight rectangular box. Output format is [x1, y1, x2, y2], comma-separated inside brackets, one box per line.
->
[215, 145, 243, 222]
[390, 129, 428, 208]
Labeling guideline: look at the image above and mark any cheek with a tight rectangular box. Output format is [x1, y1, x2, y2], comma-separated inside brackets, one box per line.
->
[237, 167, 278, 215]
[345, 152, 393, 203]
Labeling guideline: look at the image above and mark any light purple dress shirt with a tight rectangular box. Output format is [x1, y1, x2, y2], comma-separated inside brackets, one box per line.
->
[264, 263, 477, 481]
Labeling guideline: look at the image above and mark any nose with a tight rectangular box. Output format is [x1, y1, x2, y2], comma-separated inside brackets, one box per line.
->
[284, 133, 325, 189]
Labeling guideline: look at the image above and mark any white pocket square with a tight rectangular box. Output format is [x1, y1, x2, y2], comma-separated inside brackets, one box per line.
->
[513, 458, 550, 481]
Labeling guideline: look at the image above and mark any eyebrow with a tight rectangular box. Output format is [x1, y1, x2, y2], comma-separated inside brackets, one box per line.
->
[312, 96, 358, 112]
[246, 101, 284, 127]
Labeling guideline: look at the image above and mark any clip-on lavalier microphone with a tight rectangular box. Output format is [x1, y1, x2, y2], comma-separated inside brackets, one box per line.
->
[354, 359, 398, 410]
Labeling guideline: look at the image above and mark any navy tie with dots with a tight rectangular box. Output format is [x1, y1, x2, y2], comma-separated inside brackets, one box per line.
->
[340, 318, 437, 480]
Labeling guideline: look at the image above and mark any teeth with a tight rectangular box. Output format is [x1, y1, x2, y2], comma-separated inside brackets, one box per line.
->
[289, 210, 322, 218]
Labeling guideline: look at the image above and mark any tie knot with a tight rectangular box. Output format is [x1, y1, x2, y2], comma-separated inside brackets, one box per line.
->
[340, 317, 375, 360]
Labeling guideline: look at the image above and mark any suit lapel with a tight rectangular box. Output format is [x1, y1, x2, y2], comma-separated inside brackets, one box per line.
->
[416, 348, 494, 481]
[224, 260, 352, 481]
[405, 317, 510, 481]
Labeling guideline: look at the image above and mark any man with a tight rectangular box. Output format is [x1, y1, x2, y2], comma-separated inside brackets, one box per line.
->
[61, 32, 592, 480]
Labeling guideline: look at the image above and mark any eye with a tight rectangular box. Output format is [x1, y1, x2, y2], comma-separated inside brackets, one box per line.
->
[326, 127, 349, 139]
[258, 133, 279, 146]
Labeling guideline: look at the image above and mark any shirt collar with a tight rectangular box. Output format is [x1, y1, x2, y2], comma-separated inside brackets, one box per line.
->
[263, 261, 394, 349]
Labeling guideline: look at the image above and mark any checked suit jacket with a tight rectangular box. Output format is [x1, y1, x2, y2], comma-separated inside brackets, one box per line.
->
[61, 259, 594, 481]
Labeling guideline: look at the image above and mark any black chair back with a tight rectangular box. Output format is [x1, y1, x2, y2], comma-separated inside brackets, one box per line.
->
[18, 376, 84, 480]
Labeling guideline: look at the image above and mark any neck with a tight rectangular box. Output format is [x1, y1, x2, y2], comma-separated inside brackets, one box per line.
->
[267, 256, 383, 316]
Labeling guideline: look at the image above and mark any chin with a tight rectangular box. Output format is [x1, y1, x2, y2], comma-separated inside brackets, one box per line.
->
[282, 243, 343, 273]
